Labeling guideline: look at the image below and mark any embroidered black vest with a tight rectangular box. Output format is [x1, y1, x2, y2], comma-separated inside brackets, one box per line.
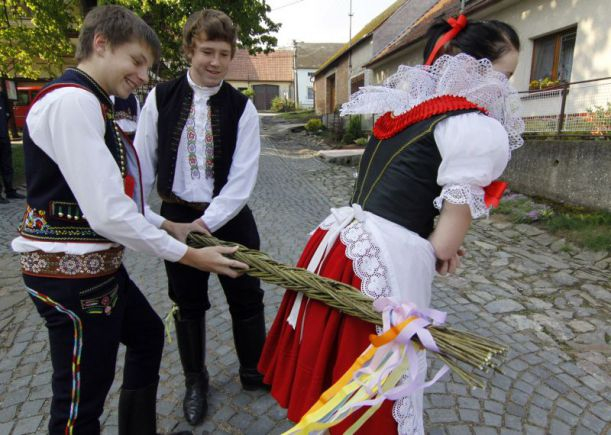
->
[155, 75, 248, 201]
[351, 109, 477, 239]
[19, 68, 125, 243]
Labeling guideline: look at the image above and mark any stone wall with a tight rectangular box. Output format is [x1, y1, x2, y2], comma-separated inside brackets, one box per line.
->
[503, 139, 611, 211]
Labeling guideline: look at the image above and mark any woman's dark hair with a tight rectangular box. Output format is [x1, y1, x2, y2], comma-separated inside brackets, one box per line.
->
[423, 19, 520, 63]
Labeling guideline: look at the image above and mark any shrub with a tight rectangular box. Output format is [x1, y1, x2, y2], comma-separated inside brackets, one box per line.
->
[241, 87, 254, 98]
[304, 118, 323, 132]
[271, 96, 296, 112]
[342, 115, 362, 144]
[354, 137, 368, 146]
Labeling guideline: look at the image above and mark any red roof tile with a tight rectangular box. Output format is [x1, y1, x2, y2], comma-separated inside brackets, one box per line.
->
[225, 49, 294, 82]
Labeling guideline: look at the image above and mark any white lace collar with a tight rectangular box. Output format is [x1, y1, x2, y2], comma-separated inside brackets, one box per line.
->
[341, 53, 524, 152]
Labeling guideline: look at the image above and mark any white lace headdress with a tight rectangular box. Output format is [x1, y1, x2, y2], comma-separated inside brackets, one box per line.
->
[341, 53, 525, 152]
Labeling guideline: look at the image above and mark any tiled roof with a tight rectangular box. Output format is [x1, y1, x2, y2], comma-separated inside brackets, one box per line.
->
[225, 49, 294, 82]
[315, 0, 407, 75]
[295, 43, 345, 69]
[367, 0, 503, 67]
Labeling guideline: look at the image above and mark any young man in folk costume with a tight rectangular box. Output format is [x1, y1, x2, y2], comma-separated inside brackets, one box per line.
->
[12, 5, 247, 434]
[135, 9, 267, 426]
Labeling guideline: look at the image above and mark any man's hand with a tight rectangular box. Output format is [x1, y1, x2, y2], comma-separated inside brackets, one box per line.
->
[180, 246, 248, 278]
[435, 247, 465, 275]
[161, 220, 208, 244]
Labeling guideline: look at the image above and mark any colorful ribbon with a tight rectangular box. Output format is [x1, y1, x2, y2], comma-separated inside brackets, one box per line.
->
[424, 14, 468, 66]
[284, 299, 449, 434]
[26, 287, 83, 435]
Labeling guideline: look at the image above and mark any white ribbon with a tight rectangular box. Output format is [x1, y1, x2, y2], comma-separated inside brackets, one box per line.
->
[286, 205, 366, 331]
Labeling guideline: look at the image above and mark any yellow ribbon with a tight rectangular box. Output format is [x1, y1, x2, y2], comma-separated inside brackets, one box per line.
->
[283, 316, 419, 434]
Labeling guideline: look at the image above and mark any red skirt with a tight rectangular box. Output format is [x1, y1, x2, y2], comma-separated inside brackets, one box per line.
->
[258, 227, 397, 433]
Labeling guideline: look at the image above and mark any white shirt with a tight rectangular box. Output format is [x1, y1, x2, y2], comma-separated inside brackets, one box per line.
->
[11, 87, 187, 262]
[135, 72, 260, 232]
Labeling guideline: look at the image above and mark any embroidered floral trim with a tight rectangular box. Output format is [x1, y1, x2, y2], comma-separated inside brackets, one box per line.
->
[20, 248, 124, 278]
[373, 95, 487, 140]
[393, 351, 427, 434]
[204, 107, 214, 179]
[19, 206, 108, 243]
[186, 103, 200, 179]
[340, 221, 391, 303]
[433, 184, 489, 219]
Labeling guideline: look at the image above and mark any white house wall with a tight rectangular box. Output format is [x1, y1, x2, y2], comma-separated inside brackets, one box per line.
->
[296, 69, 315, 108]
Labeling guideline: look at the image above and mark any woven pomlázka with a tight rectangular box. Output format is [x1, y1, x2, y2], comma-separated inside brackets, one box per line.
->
[187, 232, 506, 388]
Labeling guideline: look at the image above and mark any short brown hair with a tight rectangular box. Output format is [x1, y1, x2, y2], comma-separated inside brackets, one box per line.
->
[182, 9, 238, 59]
[76, 5, 161, 63]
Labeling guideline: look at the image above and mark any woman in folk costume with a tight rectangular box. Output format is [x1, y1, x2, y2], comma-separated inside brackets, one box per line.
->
[258, 15, 524, 434]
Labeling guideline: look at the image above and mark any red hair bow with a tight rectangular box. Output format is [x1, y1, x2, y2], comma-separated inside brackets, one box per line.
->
[425, 14, 468, 66]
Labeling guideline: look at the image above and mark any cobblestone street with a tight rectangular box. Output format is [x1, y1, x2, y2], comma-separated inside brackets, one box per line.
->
[0, 114, 609, 434]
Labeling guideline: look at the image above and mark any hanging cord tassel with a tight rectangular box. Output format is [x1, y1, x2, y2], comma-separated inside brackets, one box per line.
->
[164, 304, 180, 343]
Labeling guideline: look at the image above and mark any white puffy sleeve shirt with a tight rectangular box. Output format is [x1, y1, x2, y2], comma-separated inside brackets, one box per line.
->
[433, 112, 510, 218]
[11, 87, 187, 262]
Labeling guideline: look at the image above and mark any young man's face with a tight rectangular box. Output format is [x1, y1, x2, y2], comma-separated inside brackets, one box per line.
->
[188, 35, 232, 87]
[98, 38, 153, 99]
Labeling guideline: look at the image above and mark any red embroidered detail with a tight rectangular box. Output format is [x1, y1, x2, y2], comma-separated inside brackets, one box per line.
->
[372, 95, 488, 140]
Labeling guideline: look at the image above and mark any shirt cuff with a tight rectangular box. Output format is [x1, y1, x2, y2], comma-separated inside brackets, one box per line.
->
[433, 184, 489, 219]
[144, 205, 165, 228]
[161, 236, 189, 263]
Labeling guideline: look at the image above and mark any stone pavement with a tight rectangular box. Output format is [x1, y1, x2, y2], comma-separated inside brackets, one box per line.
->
[0, 114, 609, 434]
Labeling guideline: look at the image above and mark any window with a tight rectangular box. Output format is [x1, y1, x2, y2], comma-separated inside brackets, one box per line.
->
[350, 74, 364, 94]
[307, 86, 314, 99]
[531, 28, 576, 83]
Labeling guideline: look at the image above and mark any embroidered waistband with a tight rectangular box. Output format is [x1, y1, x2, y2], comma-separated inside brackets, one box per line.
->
[20, 247, 124, 279]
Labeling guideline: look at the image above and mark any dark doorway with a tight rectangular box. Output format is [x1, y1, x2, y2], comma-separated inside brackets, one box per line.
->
[253, 84, 280, 110]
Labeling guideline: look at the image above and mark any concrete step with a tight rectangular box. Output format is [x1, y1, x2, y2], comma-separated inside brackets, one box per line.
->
[317, 149, 364, 166]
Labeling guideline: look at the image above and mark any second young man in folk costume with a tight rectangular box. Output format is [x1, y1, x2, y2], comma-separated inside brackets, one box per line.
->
[135, 9, 267, 426]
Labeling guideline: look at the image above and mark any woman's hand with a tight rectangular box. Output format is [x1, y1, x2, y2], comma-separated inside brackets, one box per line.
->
[435, 247, 465, 275]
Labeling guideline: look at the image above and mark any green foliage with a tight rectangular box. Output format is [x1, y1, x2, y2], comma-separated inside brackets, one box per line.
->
[304, 118, 323, 132]
[271, 96, 295, 113]
[0, 0, 79, 78]
[341, 115, 362, 144]
[0, 0, 280, 79]
[354, 137, 368, 146]
[584, 102, 611, 135]
[241, 87, 254, 98]
[495, 193, 611, 251]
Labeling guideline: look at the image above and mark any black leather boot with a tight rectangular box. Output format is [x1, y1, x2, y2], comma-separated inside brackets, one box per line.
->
[232, 310, 269, 391]
[118, 380, 192, 435]
[174, 312, 209, 425]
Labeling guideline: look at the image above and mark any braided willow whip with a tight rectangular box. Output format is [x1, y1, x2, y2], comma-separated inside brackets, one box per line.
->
[188, 232, 506, 388]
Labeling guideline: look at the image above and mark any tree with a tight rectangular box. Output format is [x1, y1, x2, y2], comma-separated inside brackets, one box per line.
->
[0, 0, 280, 79]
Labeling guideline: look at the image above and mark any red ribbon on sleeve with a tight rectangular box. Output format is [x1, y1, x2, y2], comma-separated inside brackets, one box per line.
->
[483, 180, 507, 208]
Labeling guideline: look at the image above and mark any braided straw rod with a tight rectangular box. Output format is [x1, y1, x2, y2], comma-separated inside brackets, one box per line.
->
[187, 232, 507, 388]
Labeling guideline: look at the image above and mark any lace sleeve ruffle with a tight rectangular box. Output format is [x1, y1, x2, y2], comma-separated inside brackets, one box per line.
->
[433, 184, 489, 219]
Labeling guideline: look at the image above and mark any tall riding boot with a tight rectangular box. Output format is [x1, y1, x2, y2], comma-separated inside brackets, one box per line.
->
[174, 312, 209, 425]
[232, 310, 269, 391]
[118, 380, 192, 435]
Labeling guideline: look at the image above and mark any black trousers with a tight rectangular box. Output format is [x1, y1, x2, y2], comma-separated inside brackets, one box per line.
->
[0, 126, 14, 194]
[25, 266, 164, 435]
[160, 202, 264, 320]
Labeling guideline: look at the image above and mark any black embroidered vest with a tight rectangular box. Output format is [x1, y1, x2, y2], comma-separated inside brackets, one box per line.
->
[351, 110, 477, 238]
[19, 68, 125, 243]
[155, 75, 248, 200]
